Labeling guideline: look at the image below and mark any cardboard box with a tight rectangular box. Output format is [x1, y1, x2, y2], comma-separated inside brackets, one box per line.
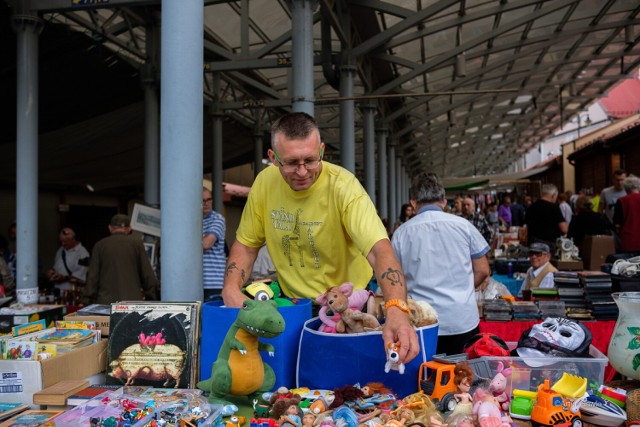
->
[63, 312, 110, 337]
[551, 259, 584, 271]
[0, 305, 66, 335]
[0, 340, 107, 406]
[582, 235, 615, 270]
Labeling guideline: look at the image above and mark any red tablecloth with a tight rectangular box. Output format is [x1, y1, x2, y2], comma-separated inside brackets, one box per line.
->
[479, 319, 617, 381]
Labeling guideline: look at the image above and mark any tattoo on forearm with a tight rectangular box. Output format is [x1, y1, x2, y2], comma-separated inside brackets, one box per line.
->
[381, 268, 404, 287]
[241, 269, 246, 283]
[225, 262, 238, 277]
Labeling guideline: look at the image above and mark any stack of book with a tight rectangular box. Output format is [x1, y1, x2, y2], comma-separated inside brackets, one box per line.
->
[483, 298, 512, 321]
[579, 271, 618, 320]
[554, 271, 586, 311]
[537, 300, 567, 318]
[531, 287, 559, 301]
[510, 301, 540, 320]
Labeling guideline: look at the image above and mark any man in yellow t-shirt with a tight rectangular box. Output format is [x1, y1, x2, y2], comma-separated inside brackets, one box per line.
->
[222, 112, 418, 364]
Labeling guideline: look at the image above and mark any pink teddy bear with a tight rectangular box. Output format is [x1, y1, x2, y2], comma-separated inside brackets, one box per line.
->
[315, 282, 371, 333]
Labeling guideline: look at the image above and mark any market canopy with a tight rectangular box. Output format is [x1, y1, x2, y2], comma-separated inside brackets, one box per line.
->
[1, 1, 639, 192]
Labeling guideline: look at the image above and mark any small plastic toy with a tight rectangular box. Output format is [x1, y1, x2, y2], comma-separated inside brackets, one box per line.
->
[530, 373, 587, 427]
[509, 389, 537, 420]
[384, 342, 405, 374]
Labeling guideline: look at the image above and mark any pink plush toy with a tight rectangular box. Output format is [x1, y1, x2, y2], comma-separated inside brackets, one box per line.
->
[472, 388, 512, 427]
[315, 283, 370, 333]
[489, 361, 513, 411]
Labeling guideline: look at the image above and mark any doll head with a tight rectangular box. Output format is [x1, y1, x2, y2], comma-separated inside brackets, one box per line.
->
[394, 407, 415, 425]
[303, 414, 315, 427]
[287, 404, 299, 415]
[454, 363, 473, 392]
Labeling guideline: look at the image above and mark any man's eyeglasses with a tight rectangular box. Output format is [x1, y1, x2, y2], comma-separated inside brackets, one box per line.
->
[203, 198, 213, 203]
[273, 148, 322, 173]
[529, 252, 545, 257]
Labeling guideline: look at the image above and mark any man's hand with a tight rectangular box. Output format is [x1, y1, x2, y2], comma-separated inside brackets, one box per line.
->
[221, 285, 248, 308]
[382, 308, 419, 364]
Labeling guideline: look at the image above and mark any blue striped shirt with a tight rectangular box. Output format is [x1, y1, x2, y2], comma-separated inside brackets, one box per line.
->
[203, 210, 226, 289]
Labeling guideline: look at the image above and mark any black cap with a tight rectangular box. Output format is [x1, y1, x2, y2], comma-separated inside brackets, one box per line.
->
[110, 214, 130, 227]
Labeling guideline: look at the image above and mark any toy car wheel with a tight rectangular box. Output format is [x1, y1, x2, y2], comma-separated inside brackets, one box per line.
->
[570, 418, 583, 427]
[442, 394, 457, 412]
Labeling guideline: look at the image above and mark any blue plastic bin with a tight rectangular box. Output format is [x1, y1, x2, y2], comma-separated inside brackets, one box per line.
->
[200, 299, 312, 390]
[296, 318, 438, 398]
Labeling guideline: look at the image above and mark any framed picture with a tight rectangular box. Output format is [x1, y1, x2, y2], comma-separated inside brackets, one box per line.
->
[131, 203, 161, 237]
[143, 242, 156, 265]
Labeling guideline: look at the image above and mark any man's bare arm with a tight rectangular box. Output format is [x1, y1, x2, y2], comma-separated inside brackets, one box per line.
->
[221, 241, 260, 307]
[367, 239, 419, 364]
[203, 234, 217, 250]
[472, 255, 490, 289]
[558, 221, 569, 235]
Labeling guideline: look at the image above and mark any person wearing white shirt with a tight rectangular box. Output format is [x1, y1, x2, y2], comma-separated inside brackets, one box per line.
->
[518, 242, 557, 298]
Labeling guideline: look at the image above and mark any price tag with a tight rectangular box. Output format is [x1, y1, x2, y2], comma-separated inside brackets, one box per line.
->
[0, 372, 24, 394]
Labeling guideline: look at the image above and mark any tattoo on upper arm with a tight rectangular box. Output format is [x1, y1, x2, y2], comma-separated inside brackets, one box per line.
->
[381, 268, 404, 287]
[225, 262, 238, 277]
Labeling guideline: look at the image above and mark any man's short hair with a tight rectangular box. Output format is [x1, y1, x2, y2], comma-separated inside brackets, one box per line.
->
[409, 172, 445, 204]
[271, 112, 319, 147]
[613, 168, 627, 177]
[541, 183, 558, 196]
[59, 227, 76, 239]
[623, 175, 640, 193]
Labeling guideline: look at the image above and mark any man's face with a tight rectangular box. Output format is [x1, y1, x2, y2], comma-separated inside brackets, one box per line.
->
[462, 199, 475, 216]
[59, 234, 76, 250]
[268, 131, 324, 192]
[614, 173, 626, 191]
[202, 190, 213, 216]
[529, 251, 551, 269]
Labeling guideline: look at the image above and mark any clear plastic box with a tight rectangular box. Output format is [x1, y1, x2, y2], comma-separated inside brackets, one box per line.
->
[473, 342, 608, 394]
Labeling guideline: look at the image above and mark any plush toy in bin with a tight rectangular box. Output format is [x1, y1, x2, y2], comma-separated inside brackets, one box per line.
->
[197, 299, 285, 405]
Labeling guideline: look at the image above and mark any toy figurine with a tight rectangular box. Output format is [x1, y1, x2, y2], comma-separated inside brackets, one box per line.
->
[384, 342, 405, 374]
[489, 361, 512, 411]
[448, 362, 473, 419]
[197, 299, 285, 405]
[279, 404, 301, 427]
[316, 283, 377, 333]
[472, 388, 512, 427]
[302, 413, 315, 427]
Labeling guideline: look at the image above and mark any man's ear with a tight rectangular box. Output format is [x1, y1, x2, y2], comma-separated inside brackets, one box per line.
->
[267, 149, 277, 164]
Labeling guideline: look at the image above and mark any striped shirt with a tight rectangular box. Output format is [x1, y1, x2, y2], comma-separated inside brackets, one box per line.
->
[203, 210, 226, 289]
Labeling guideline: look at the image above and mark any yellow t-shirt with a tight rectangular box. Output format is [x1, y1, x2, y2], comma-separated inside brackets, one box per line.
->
[236, 162, 389, 300]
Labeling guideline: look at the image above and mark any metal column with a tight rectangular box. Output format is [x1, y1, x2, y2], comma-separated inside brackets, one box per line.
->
[143, 25, 160, 207]
[396, 156, 403, 209]
[291, 0, 316, 116]
[376, 127, 388, 223]
[254, 112, 263, 178]
[361, 104, 376, 200]
[211, 75, 224, 215]
[388, 143, 397, 229]
[13, 10, 42, 304]
[340, 65, 356, 172]
[160, 0, 204, 301]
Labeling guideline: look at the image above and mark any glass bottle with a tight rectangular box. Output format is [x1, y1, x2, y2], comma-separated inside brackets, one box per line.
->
[608, 292, 640, 380]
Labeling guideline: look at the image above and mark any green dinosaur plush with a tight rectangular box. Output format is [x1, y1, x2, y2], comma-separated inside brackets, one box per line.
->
[197, 299, 285, 405]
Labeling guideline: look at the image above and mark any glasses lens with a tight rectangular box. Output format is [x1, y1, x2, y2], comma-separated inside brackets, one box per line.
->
[203, 198, 212, 203]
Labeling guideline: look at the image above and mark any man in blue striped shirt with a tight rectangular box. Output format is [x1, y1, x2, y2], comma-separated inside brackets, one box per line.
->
[203, 187, 226, 300]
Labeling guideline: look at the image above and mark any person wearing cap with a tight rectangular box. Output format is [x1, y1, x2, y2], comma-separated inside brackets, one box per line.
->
[46, 227, 90, 294]
[392, 172, 491, 356]
[517, 242, 557, 298]
[222, 112, 418, 365]
[83, 214, 159, 304]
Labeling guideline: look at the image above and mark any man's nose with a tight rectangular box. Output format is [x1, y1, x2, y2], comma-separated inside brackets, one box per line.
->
[295, 165, 308, 176]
